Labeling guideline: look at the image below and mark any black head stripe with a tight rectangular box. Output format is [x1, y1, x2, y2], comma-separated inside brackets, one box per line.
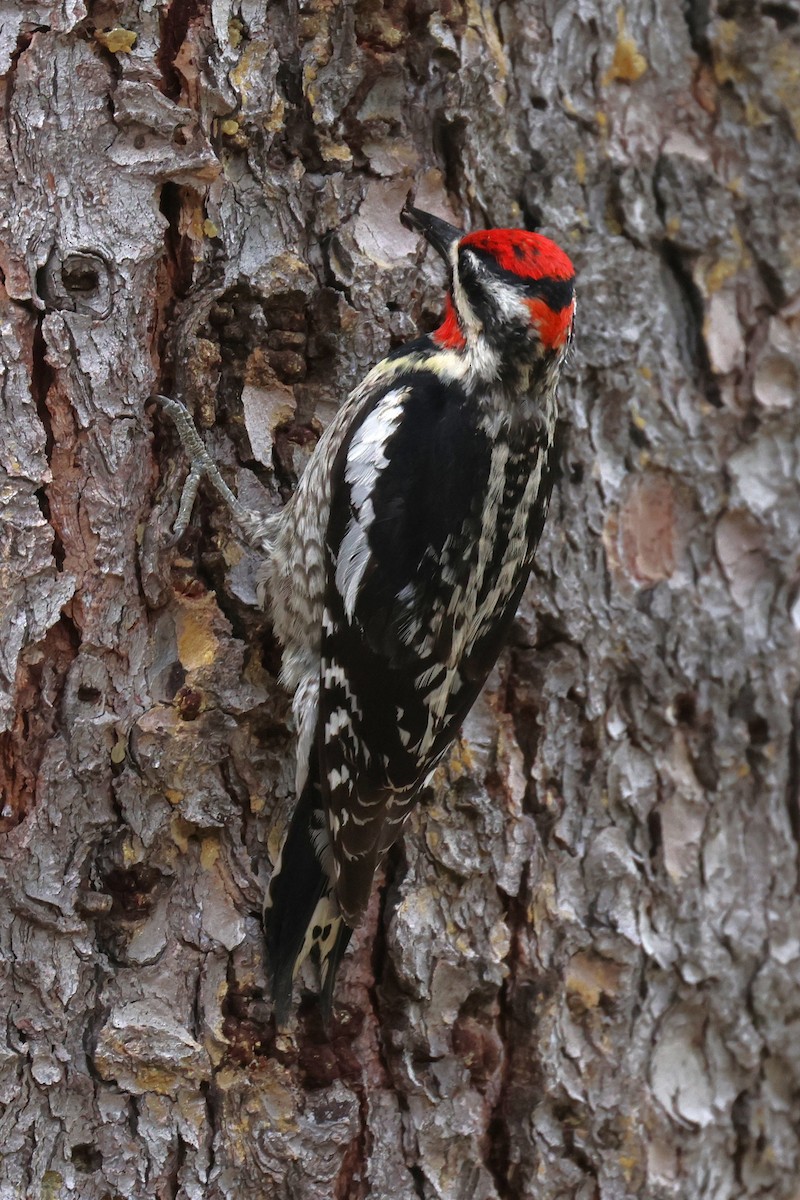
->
[460, 246, 575, 312]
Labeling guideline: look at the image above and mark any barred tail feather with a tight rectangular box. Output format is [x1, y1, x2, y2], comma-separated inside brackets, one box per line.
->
[264, 772, 352, 1023]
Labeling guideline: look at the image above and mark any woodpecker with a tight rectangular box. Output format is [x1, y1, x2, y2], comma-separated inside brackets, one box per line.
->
[156, 200, 576, 1022]
[260, 201, 575, 1020]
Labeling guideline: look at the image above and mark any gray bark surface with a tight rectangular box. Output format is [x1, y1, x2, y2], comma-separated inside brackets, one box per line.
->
[1, 2, 799, 1197]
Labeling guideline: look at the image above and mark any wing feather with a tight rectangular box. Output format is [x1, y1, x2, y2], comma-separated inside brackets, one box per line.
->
[315, 370, 558, 923]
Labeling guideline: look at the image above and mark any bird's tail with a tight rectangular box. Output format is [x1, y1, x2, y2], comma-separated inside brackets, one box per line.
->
[264, 773, 353, 1023]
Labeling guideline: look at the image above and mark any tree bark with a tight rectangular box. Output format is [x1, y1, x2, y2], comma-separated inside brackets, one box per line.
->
[1, 2, 799, 1198]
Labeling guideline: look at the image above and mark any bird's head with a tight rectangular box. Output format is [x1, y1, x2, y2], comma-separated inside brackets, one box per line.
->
[401, 201, 576, 366]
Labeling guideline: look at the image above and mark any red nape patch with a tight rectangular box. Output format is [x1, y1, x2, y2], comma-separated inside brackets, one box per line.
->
[432, 292, 466, 350]
[461, 229, 575, 283]
[526, 296, 576, 350]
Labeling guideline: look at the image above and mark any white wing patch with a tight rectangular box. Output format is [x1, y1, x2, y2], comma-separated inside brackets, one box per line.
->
[335, 517, 374, 621]
[334, 387, 409, 619]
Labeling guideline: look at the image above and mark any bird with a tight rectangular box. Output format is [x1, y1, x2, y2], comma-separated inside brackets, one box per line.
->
[154, 198, 576, 1021]
[256, 198, 576, 1021]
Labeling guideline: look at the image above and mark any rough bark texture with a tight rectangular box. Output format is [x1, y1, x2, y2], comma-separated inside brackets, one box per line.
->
[1, 2, 799, 1197]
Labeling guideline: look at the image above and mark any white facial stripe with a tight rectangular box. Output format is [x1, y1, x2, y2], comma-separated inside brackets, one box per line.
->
[451, 245, 482, 336]
[483, 274, 532, 322]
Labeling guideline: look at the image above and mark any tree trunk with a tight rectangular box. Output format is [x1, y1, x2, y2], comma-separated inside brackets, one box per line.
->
[1, 3, 799, 1197]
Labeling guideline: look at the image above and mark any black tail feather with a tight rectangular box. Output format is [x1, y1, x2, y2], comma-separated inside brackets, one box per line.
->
[320, 921, 354, 1022]
[264, 778, 327, 1025]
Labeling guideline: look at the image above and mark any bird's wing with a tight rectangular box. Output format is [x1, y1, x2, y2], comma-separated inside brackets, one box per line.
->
[315, 370, 556, 923]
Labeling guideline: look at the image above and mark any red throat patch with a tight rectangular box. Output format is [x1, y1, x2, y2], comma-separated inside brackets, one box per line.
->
[432, 292, 466, 350]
